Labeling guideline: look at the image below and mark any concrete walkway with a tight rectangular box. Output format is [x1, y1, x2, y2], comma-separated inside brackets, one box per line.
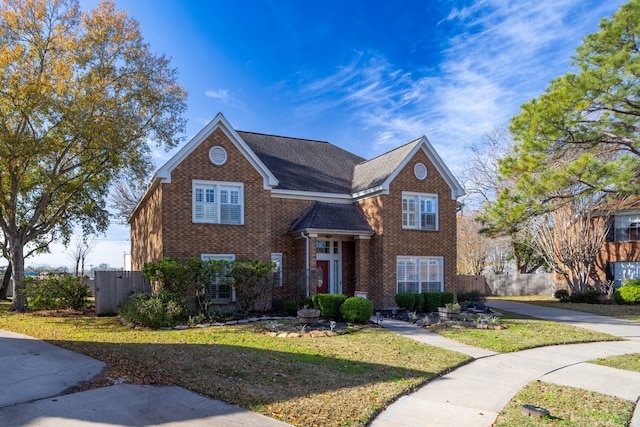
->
[0, 330, 291, 426]
[370, 300, 640, 427]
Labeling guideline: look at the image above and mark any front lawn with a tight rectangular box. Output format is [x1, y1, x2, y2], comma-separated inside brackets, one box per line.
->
[427, 310, 619, 352]
[494, 381, 634, 427]
[0, 302, 469, 427]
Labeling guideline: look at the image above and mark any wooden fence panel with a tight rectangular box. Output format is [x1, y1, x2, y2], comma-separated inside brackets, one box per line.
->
[456, 273, 555, 296]
[95, 271, 150, 315]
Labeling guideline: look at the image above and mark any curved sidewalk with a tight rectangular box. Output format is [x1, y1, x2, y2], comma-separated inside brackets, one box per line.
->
[371, 301, 640, 427]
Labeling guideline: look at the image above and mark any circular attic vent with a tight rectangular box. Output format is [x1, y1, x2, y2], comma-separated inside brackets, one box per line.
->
[414, 162, 428, 180]
[209, 146, 228, 165]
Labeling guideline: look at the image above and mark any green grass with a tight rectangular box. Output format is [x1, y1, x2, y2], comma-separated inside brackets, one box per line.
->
[0, 302, 469, 427]
[491, 295, 640, 322]
[494, 381, 634, 427]
[592, 353, 640, 372]
[427, 310, 620, 352]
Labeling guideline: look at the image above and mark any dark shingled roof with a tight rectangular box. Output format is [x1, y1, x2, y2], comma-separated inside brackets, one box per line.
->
[352, 138, 421, 193]
[289, 202, 373, 234]
[238, 131, 365, 194]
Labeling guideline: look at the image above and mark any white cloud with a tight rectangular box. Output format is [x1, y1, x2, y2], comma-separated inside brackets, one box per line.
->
[205, 88, 234, 102]
[287, 0, 625, 169]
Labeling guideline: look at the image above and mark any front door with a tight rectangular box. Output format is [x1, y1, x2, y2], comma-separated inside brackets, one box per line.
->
[317, 260, 329, 294]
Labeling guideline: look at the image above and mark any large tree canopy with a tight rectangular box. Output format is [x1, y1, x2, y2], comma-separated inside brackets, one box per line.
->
[0, 0, 187, 311]
[480, 0, 640, 248]
[490, 0, 640, 229]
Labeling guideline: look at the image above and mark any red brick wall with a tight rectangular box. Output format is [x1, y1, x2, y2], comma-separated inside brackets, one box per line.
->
[359, 149, 459, 308]
[160, 127, 272, 262]
[130, 183, 163, 270]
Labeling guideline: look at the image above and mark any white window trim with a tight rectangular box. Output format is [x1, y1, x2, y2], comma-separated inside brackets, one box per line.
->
[396, 256, 444, 293]
[201, 254, 236, 303]
[192, 180, 244, 225]
[402, 192, 438, 231]
[271, 253, 283, 287]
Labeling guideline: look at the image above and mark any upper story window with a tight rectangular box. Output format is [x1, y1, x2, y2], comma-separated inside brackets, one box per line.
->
[402, 192, 438, 230]
[193, 180, 244, 224]
[613, 213, 640, 241]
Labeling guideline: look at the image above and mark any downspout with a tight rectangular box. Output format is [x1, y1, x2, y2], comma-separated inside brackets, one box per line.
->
[301, 232, 310, 297]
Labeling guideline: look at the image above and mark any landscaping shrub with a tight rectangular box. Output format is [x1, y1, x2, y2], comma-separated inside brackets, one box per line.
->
[413, 293, 425, 312]
[284, 300, 299, 316]
[304, 296, 315, 309]
[22, 275, 90, 310]
[315, 294, 347, 319]
[569, 290, 600, 304]
[118, 291, 188, 328]
[456, 290, 486, 304]
[613, 282, 640, 304]
[340, 297, 374, 323]
[423, 292, 441, 312]
[440, 291, 454, 306]
[395, 292, 415, 310]
[554, 289, 570, 302]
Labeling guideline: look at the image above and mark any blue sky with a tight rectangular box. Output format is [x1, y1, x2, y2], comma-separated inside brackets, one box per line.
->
[26, 0, 627, 270]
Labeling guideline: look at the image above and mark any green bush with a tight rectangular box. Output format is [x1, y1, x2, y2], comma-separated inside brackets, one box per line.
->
[456, 290, 486, 304]
[340, 297, 374, 323]
[613, 283, 640, 304]
[315, 294, 347, 319]
[22, 275, 90, 310]
[554, 289, 570, 302]
[284, 300, 299, 316]
[423, 292, 441, 312]
[395, 292, 415, 310]
[118, 291, 188, 328]
[569, 290, 600, 304]
[304, 296, 315, 309]
[440, 291, 454, 306]
[413, 293, 425, 312]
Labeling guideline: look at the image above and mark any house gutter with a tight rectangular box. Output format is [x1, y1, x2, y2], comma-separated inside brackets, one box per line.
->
[301, 232, 310, 297]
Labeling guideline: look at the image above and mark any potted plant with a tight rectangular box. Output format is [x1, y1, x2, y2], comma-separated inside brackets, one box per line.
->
[297, 307, 321, 325]
[438, 303, 461, 320]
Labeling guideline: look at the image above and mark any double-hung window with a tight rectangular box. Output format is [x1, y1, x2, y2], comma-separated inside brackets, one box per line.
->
[402, 193, 438, 230]
[397, 256, 443, 293]
[201, 254, 235, 304]
[193, 180, 243, 224]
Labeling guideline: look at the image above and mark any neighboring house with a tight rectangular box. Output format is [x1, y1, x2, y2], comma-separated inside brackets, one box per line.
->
[129, 113, 464, 310]
[597, 202, 640, 287]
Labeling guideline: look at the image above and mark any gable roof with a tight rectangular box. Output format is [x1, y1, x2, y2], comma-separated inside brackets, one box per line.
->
[289, 202, 373, 235]
[238, 131, 364, 194]
[352, 136, 465, 200]
[155, 113, 278, 189]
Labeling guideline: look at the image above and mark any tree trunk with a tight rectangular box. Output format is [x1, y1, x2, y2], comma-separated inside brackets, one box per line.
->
[0, 263, 11, 300]
[9, 241, 27, 312]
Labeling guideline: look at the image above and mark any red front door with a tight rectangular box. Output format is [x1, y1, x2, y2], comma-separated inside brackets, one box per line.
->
[317, 260, 329, 294]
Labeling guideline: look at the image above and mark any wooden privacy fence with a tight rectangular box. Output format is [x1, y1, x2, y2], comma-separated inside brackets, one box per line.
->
[95, 271, 151, 315]
[456, 273, 555, 296]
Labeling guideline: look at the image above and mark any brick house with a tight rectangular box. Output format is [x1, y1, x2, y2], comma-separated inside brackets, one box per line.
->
[129, 113, 464, 310]
[596, 201, 640, 287]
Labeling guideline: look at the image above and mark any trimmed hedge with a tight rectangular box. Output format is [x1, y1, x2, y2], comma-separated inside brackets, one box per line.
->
[423, 292, 441, 312]
[395, 292, 416, 310]
[315, 294, 348, 319]
[614, 283, 640, 304]
[284, 300, 299, 316]
[413, 293, 425, 312]
[440, 291, 454, 306]
[340, 297, 374, 323]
